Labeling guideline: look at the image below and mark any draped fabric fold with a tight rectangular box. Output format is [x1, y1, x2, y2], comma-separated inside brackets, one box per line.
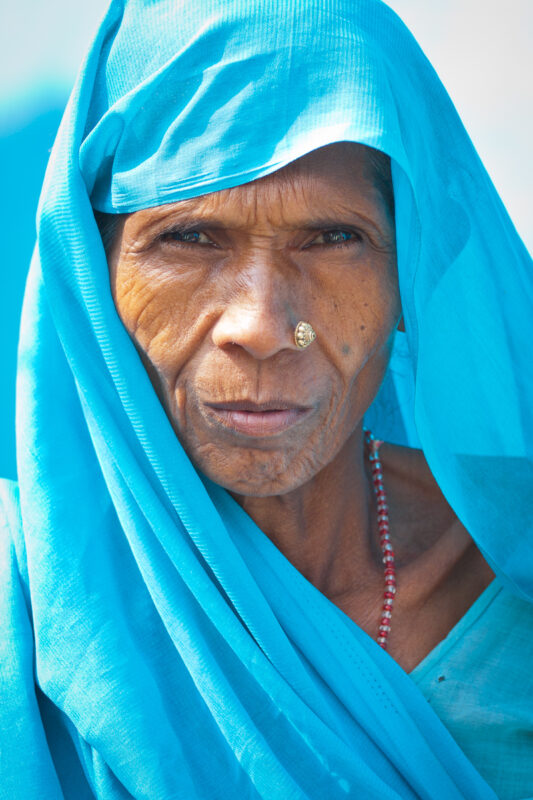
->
[1, 0, 531, 797]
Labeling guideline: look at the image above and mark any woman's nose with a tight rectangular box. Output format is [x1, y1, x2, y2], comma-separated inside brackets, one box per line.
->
[211, 263, 297, 360]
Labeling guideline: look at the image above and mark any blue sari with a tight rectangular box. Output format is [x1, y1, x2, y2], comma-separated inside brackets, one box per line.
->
[1, 0, 531, 797]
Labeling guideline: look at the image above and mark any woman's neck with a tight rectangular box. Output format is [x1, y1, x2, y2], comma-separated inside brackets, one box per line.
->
[232, 433, 495, 662]
[233, 432, 496, 672]
[231, 428, 383, 599]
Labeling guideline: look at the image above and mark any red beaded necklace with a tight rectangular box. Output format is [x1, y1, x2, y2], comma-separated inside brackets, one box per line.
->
[364, 428, 396, 650]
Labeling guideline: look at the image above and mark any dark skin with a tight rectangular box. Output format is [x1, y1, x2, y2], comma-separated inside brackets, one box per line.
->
[107, 142, 494, 672]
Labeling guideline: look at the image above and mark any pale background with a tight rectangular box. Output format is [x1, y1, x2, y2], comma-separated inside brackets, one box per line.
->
[0, 0, 531, 478]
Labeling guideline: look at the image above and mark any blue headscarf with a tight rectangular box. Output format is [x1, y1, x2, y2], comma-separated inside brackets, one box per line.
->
[1, 0, 531, 796]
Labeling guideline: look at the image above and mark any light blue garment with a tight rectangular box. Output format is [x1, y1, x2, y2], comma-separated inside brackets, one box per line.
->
[0, 0, 531, 797]
[411, 580, 533, 800]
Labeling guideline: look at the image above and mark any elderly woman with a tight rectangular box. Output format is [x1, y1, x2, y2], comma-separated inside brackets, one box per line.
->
[1, 0, 532, 798]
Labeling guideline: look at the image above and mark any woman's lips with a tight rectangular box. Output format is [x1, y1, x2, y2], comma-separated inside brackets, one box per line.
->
[203, 401, 313, 436]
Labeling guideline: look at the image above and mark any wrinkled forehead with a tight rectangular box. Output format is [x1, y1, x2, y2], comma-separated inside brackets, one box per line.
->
[210, 142, 394, 217]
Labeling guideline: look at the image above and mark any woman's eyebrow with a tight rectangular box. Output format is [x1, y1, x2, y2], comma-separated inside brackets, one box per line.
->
[156, 214, 228, 231]
[294, 214, 385, 233]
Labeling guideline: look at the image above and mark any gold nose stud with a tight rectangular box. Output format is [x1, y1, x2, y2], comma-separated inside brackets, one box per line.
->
[294, 321, 317, 350]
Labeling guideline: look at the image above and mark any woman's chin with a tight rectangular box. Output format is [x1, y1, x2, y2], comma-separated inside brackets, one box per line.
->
[195, 450, 318, 498]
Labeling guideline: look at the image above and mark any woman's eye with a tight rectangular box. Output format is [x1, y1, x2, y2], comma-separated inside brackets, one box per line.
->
[160, 229, 211, 245]
[311, 230, 361, 246]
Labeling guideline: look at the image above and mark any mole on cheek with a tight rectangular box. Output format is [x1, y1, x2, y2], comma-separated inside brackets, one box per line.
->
[360, 325, 366, 331]
[342, 343, 351, 355]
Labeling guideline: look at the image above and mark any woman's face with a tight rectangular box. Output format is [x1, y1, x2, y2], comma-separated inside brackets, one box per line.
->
[108, 143, 400, 496]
